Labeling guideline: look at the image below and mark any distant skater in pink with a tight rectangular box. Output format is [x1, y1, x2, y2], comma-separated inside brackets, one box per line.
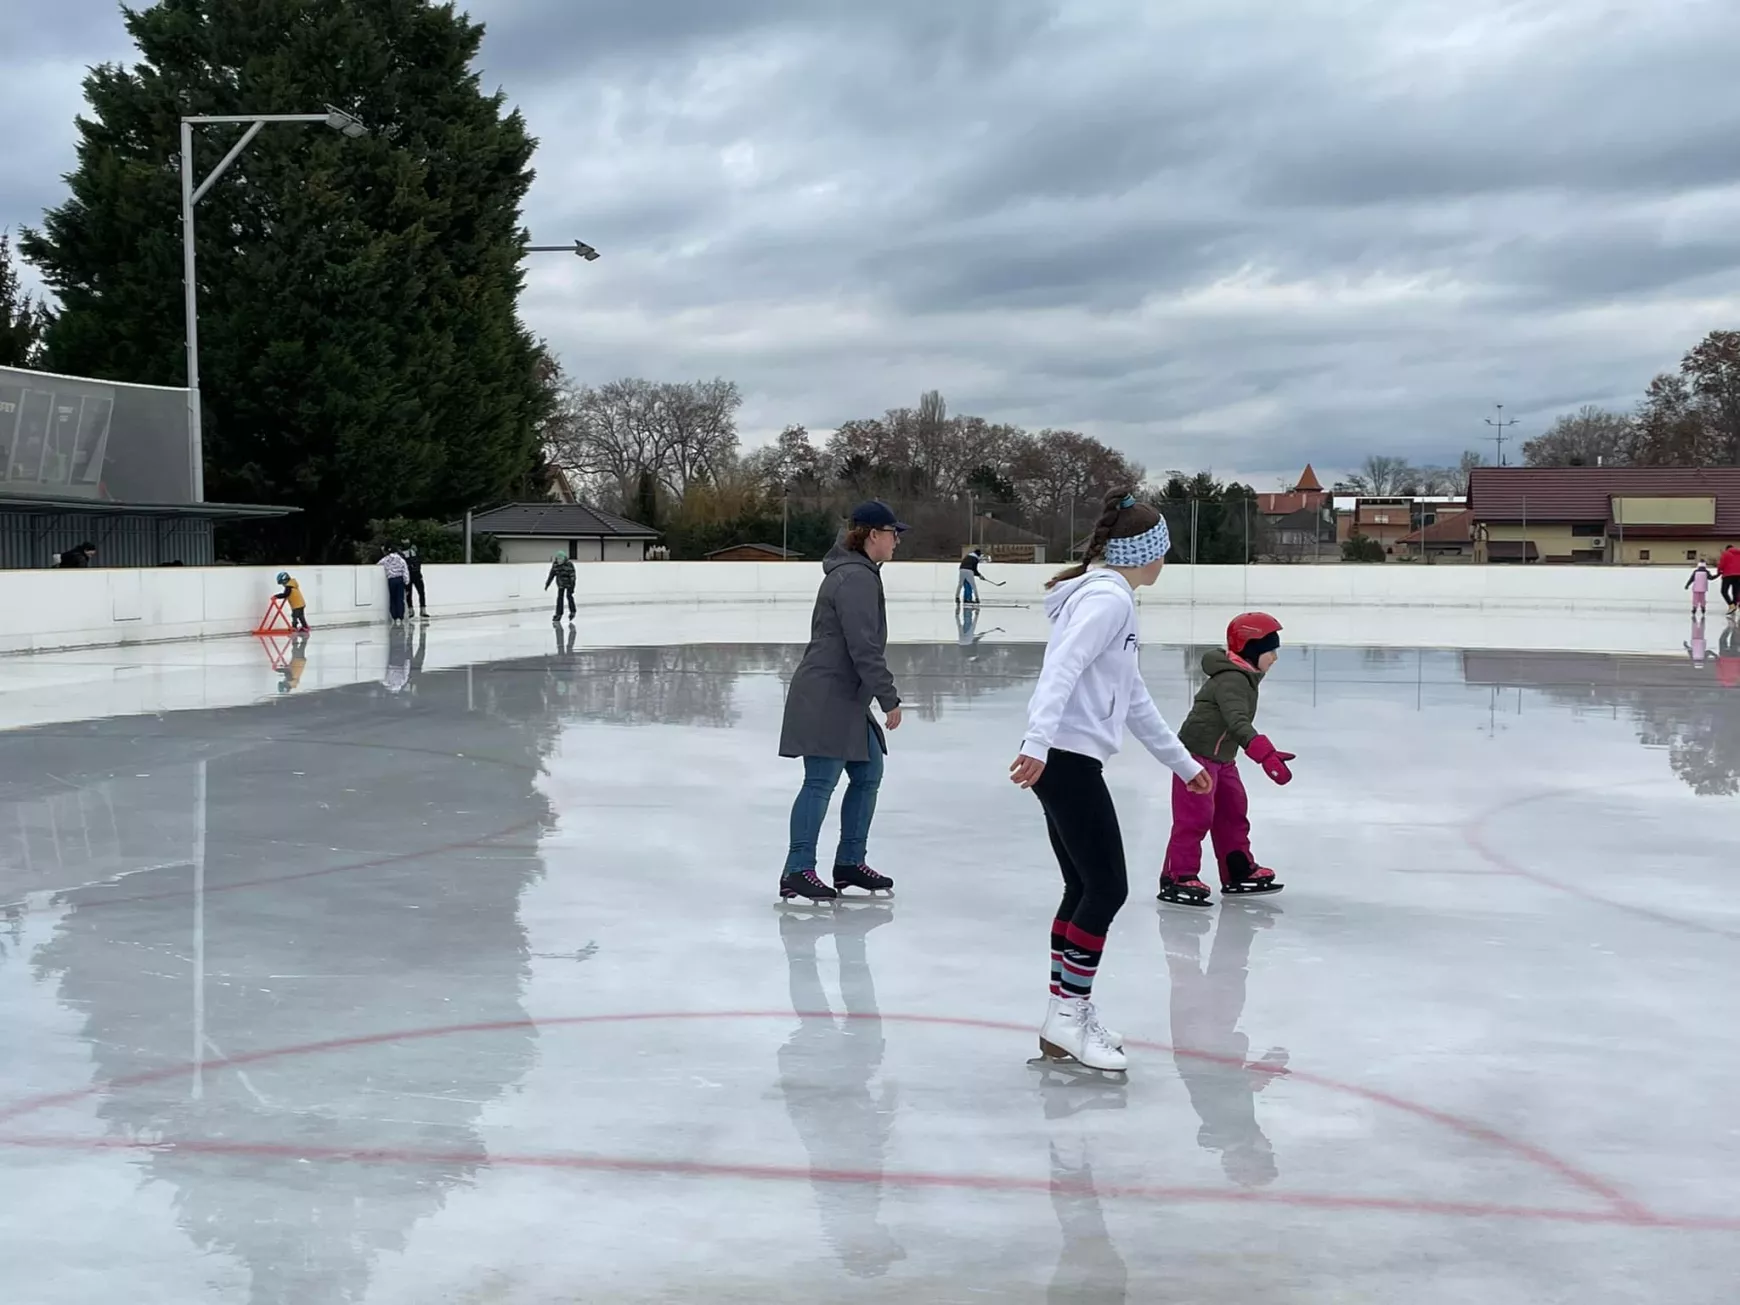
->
[1686, 559, 1713, 617]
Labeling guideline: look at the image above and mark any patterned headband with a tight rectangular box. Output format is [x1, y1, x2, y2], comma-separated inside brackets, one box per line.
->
[1103, 516, 1171, 567]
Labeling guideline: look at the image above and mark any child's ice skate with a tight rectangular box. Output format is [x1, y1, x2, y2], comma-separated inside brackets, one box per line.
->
[1221, 850, 1283, 896]
[1030, 997, 1127, 1075]
[1157, 872, 1213, 907]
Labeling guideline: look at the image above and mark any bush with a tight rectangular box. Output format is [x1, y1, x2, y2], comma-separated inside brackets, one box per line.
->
[355, 517, 499, 564]
[1341, 532, 1386, 563]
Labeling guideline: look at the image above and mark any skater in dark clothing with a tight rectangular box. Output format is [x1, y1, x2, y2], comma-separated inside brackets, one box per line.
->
[275, 572, 310, 631]
[56, 541, 97, 568]
[1160, 613, 1294, 907]
[1011, 490, 1207, 1076]
[545, 552, 577, 622]
[777, 502, 906, 903]
[957, 548, 996, 606]
[403, 545, 428, 619]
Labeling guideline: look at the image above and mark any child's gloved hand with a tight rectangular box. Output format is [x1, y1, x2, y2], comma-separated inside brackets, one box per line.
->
[1245, 735, 1295, 786]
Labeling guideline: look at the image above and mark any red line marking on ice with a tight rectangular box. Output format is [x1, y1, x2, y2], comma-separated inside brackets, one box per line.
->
[1463, 782, 1740, 941]
[0, 1130, 1731, 1231]
[0, 1009, 1659, 1224]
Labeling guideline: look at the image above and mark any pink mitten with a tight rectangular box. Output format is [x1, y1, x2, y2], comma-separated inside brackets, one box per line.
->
[1245, 734, 1295, 786]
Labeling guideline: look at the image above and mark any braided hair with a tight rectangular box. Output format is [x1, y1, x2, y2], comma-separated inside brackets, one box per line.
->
[1045, 489, 1164, 589]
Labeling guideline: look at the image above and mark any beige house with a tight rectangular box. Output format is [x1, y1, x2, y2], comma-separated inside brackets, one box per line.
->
[1468, 467, 1740, 565]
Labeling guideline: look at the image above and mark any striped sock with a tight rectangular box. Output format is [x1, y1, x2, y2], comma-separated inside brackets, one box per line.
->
[1049, 920, 1070, 997]
[1058, 922, 1107, 1000]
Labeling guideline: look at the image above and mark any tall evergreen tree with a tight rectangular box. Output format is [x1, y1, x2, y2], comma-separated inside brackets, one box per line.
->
[21, 0, 544, 557]
[0, 233, 49, 367]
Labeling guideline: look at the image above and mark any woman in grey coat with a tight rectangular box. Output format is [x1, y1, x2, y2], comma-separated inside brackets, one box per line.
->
[777, 501, 906, 902]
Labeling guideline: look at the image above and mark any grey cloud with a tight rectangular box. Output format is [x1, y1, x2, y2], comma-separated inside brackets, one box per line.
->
[9, 0, 1740, 485]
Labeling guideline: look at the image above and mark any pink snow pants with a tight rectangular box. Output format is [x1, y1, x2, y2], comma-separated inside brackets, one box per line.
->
[1164, 756, 1252, 887]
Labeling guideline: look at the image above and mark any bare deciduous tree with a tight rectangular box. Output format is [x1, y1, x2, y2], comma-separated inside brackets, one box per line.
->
[1522, 406, 1636, 467]
[1683, 330, 1740, 464]
[548, 377, 742, 507]
[1633, 374, 1716, 467]
[1342, 455, 1415, 496]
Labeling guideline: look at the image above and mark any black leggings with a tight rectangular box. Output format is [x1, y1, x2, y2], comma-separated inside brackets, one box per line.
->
[1724, 576, 1740, 608]
[1032, 749, 1129, 938]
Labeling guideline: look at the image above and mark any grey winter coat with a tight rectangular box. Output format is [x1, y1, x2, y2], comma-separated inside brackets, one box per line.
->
[778, 545, 901, 761]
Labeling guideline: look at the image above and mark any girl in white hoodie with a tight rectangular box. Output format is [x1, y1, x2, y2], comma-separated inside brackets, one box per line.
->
[1009, 491, 1210, 1073]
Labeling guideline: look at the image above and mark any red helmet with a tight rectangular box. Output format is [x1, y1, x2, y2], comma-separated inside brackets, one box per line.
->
[1227, 612, 1282, 656]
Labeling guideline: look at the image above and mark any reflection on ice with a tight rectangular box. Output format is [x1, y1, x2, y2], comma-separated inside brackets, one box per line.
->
[0, 619, 1737, 1303]
[776, 904, 904, 1278]
[1159, 903, 1289, 1189]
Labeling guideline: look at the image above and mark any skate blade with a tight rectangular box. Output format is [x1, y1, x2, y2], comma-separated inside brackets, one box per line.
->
[1028, 1050, 1127, 1080]
[776, 894, 838, 908]
[1222, 882, 1284, 895]
[833, 887, 894, 899]
[1155, 891, 1214, 909]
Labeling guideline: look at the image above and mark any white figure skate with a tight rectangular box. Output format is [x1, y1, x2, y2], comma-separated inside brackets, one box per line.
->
[1031, 997, 1127, 1074]
[1045, 995, 1121, 1050]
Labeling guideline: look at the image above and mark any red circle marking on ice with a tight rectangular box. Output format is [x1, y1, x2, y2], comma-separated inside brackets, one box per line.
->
[0, 1009, 1702, 1228]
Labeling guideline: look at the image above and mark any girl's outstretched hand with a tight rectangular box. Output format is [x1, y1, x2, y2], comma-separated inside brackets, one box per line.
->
[1009, 755, 1045, 789]
[1185, 768, 1213, 795]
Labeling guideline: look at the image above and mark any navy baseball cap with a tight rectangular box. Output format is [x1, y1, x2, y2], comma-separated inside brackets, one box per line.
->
[851, 501, 908, 533]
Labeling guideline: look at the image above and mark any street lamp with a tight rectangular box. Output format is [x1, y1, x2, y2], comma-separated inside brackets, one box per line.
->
[180, 107, 368, 500]
[1484, 402, 1519, 468]
[526, 239, 601, 261]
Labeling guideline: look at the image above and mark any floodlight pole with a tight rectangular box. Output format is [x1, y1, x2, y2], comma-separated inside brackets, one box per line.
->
[181, 110, 365, 501]
[527, 240, 601, 261]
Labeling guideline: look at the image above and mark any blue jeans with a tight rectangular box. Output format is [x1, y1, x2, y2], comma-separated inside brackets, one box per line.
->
[785, 720, 884, 874]
[958, 573, 977, 604]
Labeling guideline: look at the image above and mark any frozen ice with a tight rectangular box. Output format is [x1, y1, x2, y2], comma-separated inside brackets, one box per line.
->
[0, 604, 1736, 1303]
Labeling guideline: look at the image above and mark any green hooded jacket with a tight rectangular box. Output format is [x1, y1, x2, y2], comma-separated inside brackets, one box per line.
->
[1177, 648, 1265, 763]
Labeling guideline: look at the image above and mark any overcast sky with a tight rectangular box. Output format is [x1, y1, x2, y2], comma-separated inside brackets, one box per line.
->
[6, 0, 1740, 486]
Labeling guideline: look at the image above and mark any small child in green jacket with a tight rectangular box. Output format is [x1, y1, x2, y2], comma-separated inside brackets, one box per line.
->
[1158, 612, 1294, 907]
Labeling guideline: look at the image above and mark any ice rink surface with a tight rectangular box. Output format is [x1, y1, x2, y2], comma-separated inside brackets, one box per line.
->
[1, 601, 1737, 1304]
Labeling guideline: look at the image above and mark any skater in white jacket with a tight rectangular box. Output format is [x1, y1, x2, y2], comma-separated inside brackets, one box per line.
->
[1009, 490, 1210, 1074]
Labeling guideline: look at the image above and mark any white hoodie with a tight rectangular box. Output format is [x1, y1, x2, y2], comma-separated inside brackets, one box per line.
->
[1019, 568, 1201, 779]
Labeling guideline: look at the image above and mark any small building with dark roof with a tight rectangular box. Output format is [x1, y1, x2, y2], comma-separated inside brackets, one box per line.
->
[456, 502, 660, 563]
[704, 543, 802, 562]
[1469, 466, 1740, 565]
[1397, 510, 1475, 560]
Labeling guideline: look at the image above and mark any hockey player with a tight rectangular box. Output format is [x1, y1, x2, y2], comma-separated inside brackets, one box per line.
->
[957, 548, 1002, 606]
[1010, 490, 1208, 1075]
[1158, 613, 1294, 907]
